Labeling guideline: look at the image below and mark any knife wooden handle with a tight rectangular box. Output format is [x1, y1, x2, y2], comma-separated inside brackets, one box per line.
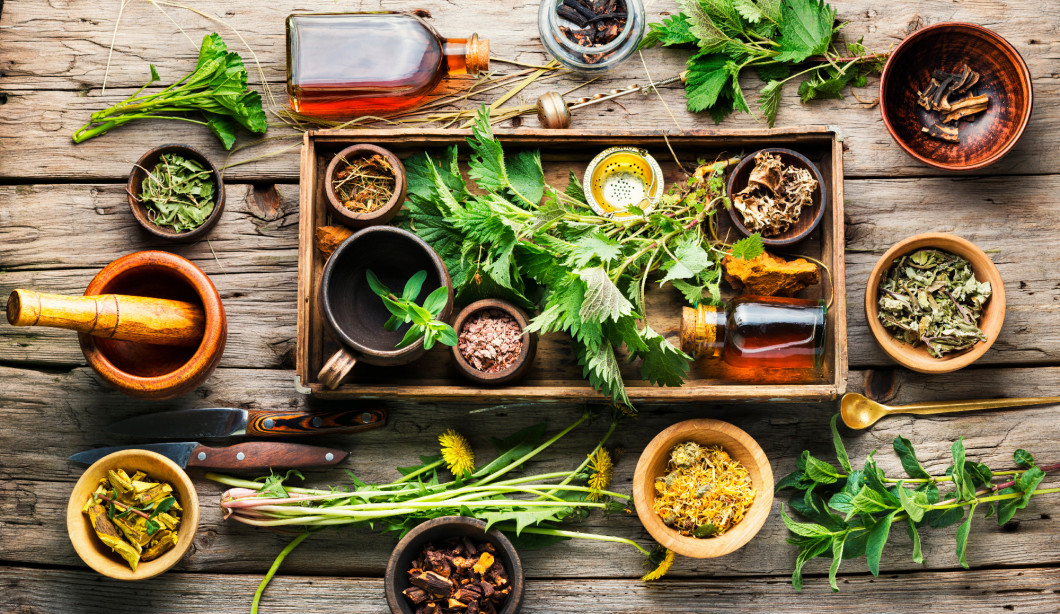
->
[185, 442, 348, 472]
[246, 408, 386, 437]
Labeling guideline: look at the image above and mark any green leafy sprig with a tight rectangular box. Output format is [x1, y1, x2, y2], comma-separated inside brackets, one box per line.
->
[73, 33, 267, 149]
[640, 0, 887, 126]
[366, 269, 457, 350]
[779, 415, 1060, 591]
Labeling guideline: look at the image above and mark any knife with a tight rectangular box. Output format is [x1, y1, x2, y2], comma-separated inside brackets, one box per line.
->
[70, 442, 348, 472]
[105, 407, 386, 439]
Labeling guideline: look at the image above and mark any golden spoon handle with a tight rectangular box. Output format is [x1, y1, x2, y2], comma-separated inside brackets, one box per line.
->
[889, 396, 1060, 416]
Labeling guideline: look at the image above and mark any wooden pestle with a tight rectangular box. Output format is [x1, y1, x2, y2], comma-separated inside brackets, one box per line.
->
[6, 289, 205, 347]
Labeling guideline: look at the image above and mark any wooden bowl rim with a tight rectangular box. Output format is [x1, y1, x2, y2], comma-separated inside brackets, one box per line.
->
[383, 515, 524, 614]
[725, 147, 827, 246]
[78, 250, 227, 399]
[127, 144, 225, 242]
[863, 232, 1006, 374]
[66, 448, 200, 580]
[878, 21, 1034, 172]
[324, 143, 407, 228]
[449, 299, 537, 384]
[632, 419, 774, 558]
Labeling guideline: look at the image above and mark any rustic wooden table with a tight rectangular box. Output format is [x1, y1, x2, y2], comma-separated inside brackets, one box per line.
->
[2, 1, 1059, 612]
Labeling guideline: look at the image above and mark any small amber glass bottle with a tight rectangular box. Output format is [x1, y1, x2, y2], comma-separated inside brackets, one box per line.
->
[286, 13, 490, 118]
[680, 296, 827, 370]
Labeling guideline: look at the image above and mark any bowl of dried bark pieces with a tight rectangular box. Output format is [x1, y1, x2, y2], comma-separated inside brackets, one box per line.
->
[385, 516, 524, 614]
[450, 299, 537, 385]
[726, 148, 826, 247]
[880, 22, 1032, 172]
[324, 144, 407, 228]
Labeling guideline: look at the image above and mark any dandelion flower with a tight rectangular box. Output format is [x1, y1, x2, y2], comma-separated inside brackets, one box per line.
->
[439, 429, 475, 477]
[641, 548, 675, 581]
[587, 447, 614, 501]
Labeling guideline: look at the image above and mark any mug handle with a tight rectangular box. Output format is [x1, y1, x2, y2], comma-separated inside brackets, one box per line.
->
[318, 348, 357, 390]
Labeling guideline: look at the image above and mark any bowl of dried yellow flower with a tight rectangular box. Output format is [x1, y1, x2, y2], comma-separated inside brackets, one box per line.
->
[632, 419, 773, 558]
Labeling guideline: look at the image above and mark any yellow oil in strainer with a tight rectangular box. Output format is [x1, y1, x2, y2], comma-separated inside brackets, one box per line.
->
[583, 147, 665, 220]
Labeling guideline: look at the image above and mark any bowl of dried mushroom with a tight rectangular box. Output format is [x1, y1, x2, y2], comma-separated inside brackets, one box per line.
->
[324, 143, 407, 228]
[865, 232, 1006, 374]
[385, 516, 523, 614]
[879, 22, 1032, 171]
[726, 148, 826, 247]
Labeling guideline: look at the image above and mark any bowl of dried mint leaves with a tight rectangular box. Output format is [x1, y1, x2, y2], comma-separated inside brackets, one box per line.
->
[726, 148, 826, 247]
[865, 232, 1006, 374]
[128, 144, 225, 242]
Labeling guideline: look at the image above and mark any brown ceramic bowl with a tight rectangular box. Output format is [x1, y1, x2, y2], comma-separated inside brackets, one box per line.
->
[67, 449, 200, 581]
[385, 516, 524, 614]
[633, 419, 773, 559]
[865, 232, 1005, 374]
[726, 148, 827, 247]
[879, 22, 1033, 172]
[325, 144, 407, 229]
[450, 299, 537, 385]
[79, 251, 227, 399]
[128, 144, 225, 242]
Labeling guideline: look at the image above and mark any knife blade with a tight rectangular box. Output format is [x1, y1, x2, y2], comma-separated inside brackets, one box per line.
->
[70, 442, 348, 472]
[104, 407, 386, 439]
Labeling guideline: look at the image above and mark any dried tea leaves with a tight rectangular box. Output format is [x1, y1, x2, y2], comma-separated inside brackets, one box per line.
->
[139, 153, 216, 232]
[332, 153, 396, 214]
[652, 442, 756, 538]
[877, 248, 992, 358]
[733, 152, 817, 237]
[557, 0, 628, 64]
[404, 537, 511, 614]
[917, 64, 991, 143]
[458, 309, 524, 373]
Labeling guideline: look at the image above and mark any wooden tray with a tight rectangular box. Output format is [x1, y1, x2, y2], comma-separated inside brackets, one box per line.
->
[296, 127, 847, 403]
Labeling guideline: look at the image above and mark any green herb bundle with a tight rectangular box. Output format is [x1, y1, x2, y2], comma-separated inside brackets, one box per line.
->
[401, 108, 740, 406]
[640, 0, 886, 126]
[779, 415, 1060, 591]
[366, 269, 457, 349]
[73, 33, 267, 149]
[138, 153, 216, 232]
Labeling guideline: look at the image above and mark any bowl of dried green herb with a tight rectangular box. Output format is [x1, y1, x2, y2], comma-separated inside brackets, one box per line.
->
[865, 232, 1005, 373]
[127, 144, 225, 242]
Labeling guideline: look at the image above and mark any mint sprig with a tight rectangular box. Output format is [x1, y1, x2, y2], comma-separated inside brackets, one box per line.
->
[366, 269, 457, 350]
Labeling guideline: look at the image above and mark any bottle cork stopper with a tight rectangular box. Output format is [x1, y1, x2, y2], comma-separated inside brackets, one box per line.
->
[465, 34, 490, 75]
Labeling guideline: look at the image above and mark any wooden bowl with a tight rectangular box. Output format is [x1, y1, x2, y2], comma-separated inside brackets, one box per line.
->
[79, 251, 227, 399]
[726, 148, 826, 246]
[865, 232, 1005, 374]
[385, 516, 524, 614]
[632, 419, 773, 558]
[879, 23, 1033, 172]
[324, 144, 407, 229]
[66, 449, 199, 580]
[450, 299, 537, 385]
[128, 144, 225, 242]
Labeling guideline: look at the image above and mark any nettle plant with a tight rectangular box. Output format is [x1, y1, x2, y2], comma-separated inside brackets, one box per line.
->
[779, 415, 1060, 591]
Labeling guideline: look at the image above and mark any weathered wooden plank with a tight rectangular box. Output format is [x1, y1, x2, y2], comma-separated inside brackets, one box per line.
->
[0, 1, 1057, 180]
[2, 364, 1058, 579]
[2, 566, 1060, 613]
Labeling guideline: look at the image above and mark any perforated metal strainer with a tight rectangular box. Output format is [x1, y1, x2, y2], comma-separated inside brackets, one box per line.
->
[583, 147, 664, 220]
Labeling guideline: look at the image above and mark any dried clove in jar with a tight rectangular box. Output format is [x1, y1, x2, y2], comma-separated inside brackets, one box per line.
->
[403, 537, 511, 614]
[556, 0, 628, 64]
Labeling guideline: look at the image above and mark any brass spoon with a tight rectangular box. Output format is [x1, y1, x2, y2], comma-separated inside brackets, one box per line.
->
[840, 393, 1060, 430]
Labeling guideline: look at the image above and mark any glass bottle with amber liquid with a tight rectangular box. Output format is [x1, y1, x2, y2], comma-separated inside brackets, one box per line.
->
[286, 13, 489, 118]
[680, 296, 827, 371]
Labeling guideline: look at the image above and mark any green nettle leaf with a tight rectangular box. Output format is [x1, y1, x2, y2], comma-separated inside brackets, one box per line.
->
[730, 233, 764, 260]
[578, 267, 635, 323]
[659, 235, 712, 284]
[865, 510, 898, 576]
[671, 279, 707, 306]
[757, 79, 784, 127]
[905, 518, 924, 564]
[640, 13, 698, 48]
[683, 52, 731, 112]
[892, 436, 931, 480]
[678, 0, 730, 53]
[774, 0, 837, 63]
[564, 170, 586, 203]
[955, 502, 978, 569]
[830, 414, 852, 472]
[733, 0, 764, 22]
[1014, 449, 1036, 468]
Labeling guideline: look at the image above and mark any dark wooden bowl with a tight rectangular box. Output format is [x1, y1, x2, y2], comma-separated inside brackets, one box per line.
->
[726, 148, 826, 247]
[324, 144, 407, 229]
[865, 232, 1005, 374]
[79, 251, 227, 400]
[128, 144, 225, 242]
[450, 299, 537, 385]
[384, 516, 524, 614]
[879, 22, 1033, 172]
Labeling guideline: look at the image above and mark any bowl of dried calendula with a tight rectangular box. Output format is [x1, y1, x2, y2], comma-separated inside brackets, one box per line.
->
[726, 148, 826, 247]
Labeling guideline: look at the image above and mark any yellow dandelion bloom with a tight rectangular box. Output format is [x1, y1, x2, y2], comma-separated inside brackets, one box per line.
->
[587, 447, 614, 501]
[438, 429, 475, 477]
[641, 548, 675, 581]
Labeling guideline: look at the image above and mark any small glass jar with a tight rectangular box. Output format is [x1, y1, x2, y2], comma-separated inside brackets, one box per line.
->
[537, 0, 645, 73]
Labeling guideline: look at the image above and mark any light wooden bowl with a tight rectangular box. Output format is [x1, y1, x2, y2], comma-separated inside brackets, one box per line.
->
[66, 449, 199, 580]
[632, 419, 773, 558]
[865, 232, 1005, 374]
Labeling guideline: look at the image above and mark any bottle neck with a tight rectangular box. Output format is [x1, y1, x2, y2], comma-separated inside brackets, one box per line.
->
[680, 305, 726, 358]
[442, 33, 489, 76]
